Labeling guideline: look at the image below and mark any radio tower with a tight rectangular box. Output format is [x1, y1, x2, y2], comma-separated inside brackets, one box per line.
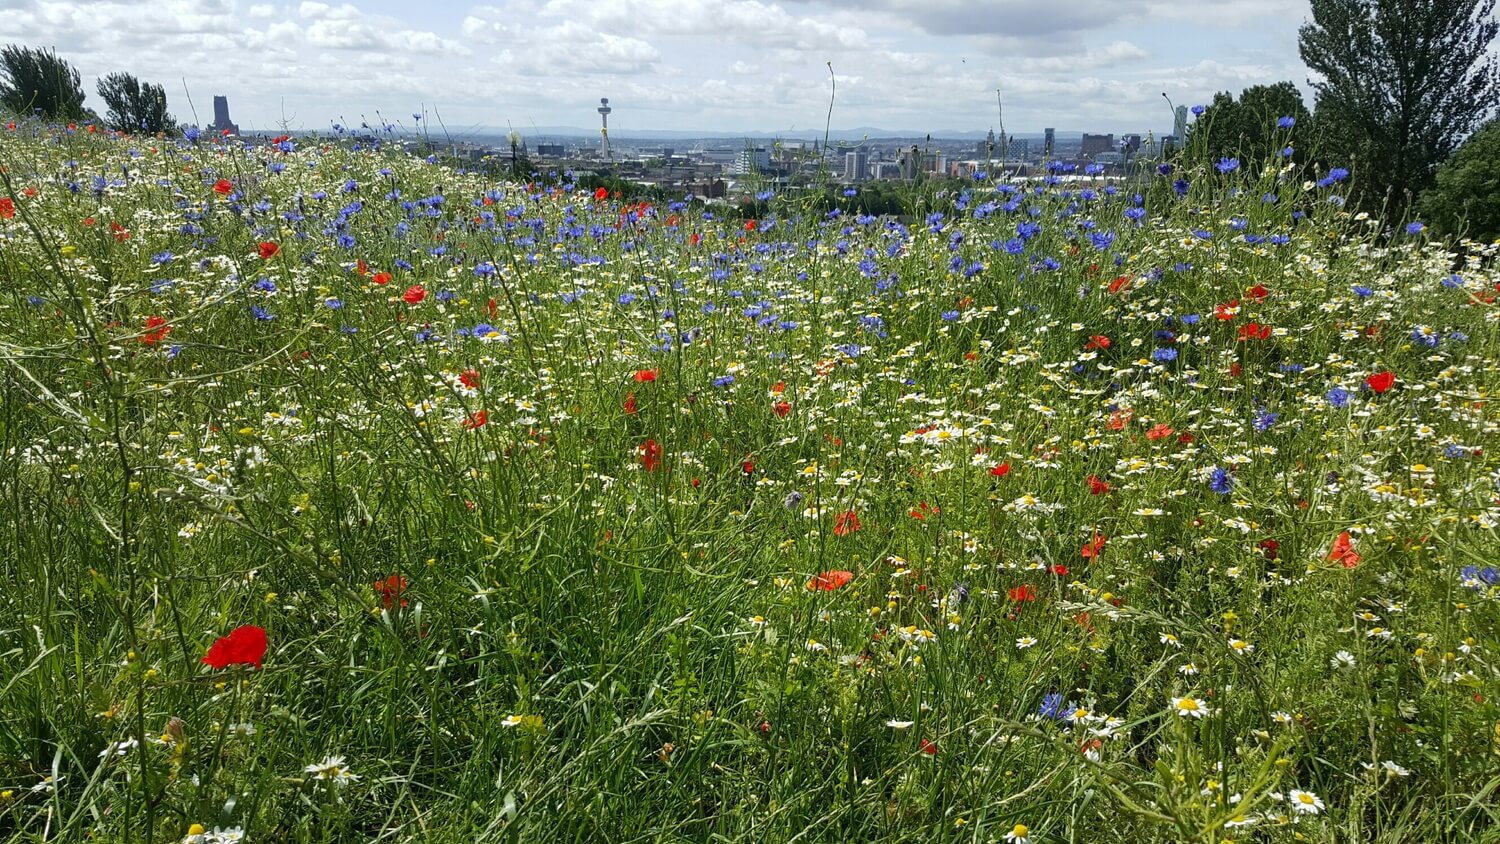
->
[597, 97, 612, 154]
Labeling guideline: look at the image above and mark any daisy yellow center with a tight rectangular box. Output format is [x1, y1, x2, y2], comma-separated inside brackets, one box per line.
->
[1012, 824, 1029, 837]
[1177, 698, 1201, 712]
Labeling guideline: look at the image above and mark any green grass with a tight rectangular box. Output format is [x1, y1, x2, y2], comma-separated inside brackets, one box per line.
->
[1, 119, 1499, 843]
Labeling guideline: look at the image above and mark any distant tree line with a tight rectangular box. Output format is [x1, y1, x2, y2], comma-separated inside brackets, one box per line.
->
[1, 44, 175, 134]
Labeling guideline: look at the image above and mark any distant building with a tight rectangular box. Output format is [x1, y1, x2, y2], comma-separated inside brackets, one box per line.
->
[1174, 105, 1188, 140]
[1043, 127, 1055, 157]
[733, 147, 771, 175]
[1081, 133, 1114, 158]
[536, 143, 565, 157]
[842, 150, 868, 182]
[210, 95, 239, 136]
[977, 128, 997, 159]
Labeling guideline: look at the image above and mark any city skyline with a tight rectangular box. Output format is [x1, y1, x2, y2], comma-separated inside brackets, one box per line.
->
[5, 0, 1315, 135]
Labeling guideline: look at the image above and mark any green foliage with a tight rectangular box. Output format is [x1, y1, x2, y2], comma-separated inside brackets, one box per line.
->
[0, 44, 88, 121]
[1298, 0, 1500, 219]
[95, 72, 174, 135]
[1190, 82, 1312, 168]
[1420, 117, 1500, 242]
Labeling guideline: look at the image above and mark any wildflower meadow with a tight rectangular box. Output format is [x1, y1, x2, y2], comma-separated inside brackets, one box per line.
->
[2, 117, 1499, 843]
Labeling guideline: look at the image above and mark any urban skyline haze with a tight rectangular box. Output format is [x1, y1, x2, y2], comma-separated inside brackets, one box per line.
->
[4, 0, 1316, 137]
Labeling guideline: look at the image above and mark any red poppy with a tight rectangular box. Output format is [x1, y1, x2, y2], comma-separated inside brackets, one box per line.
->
[833, 510, 861, 536]
[110, 221, 129, 242]
[141, 315, 171, 345]
[772, 400, 791, 418]
[1050, 563, 1069, 576]
[989, 461, 1011, 478]
[1328, 531, 1360, 568]
[1246, 284, 1270, 302]
[374, 574, 409, 609]
[372, 271, 392, 285]
[1085, 334, 1110, 350]
[1087, 475, 1110, 496]
[633, 368, 658, 383]
[909, 501, 939, 520]
[1237, 322, 1271, 341]
[594, 186, 609, 201]
[1007, 584, 1036, 602]
[461, 410, 488, 430]
[1145, 423, 1174, 441]
[689, 232, 700, 246]
[202, 624, 268, 670]
[0, 197, 13, 219]
[1107, 274, 1132, 294]
[403, 284, 426, 304]
[1107, 408, 1133, 430]
[257, 241, 279, 259]
[1214, 299, 1240, 321]
[1258, 538, 1280, 560]
[639, 438, 662, 471]
[213, 179, 233, 195]
[1366, 371, 1395, 394]
[742, 460, 754, 475]
[458, 369, 481, 389]
[623, 392, 638, 415]
[919, 738, 938, 755]
[1080, 533, 1107, 559]
[807, 570, 853, 591]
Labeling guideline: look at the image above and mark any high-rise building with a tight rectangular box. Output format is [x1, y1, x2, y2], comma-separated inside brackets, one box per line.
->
[842, 150, 868, 182]
[977, 128, 996, 159]
[1043, 127, 1055, 157]
[210, 95, 239, 136]
[733, 147, 771, 175]
[1174, 105, 1188, 140]
[1080, 133, 1114, 158]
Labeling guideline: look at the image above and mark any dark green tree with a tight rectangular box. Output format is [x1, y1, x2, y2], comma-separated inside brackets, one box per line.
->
[1191, 82, 1313, 167]
[0, 44, 88, 121]
[1299, 0, 1500, 219]
[96, 72, 173, 134]
[1418, 116, 1500, 241]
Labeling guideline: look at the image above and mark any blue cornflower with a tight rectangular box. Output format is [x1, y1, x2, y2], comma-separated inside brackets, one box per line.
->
[250, 305, 275, 321]
[1353, 285, 1374, 298]
[1039, 692, 1068, 721]
[1411, 325, 1439, 347]
[1253, 410, 1278, 433]
[1157, 163, 1174, 176]
[1208, 466, 1233, 494]
[1216, 157, 1240, 174]
[1461, 565, 1499, 590]
[151, 251, 174, 265]
[166, 344, 182, 359]
[252, 278, 277, 293]
[940, 310, 960, 322]
[1405, 221, 1425, 235]
[712, 375, 735, 388]
[617, 292, 636, 306]
[324, 298, 342, 309]
[1276, 116, 1296, 129]
[756, 190, 773, 201]
[1173, 179, 1190, 197]
[1191, 104, 1206, 116]
[1151, 347, 1178, 363]
[1446, 444, 1470, 459]
[1326, 386, 1350, 408]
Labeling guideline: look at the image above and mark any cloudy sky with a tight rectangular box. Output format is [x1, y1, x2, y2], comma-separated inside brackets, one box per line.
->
[3, 0, 1315, 136]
